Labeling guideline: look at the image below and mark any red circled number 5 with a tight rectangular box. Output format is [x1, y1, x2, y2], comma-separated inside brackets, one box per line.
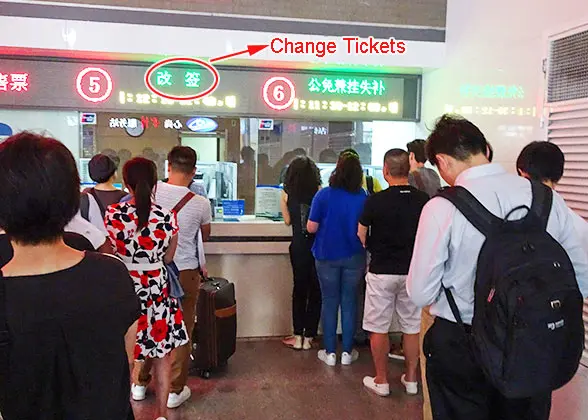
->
[76, 67, 113, 103]
[89, 77, 101, 94]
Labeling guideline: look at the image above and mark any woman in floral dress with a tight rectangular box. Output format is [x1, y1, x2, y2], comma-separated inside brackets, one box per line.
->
[105, 157, 188, 420]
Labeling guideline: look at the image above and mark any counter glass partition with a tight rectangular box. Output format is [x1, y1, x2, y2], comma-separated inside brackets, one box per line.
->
[75, 112, 415, 217]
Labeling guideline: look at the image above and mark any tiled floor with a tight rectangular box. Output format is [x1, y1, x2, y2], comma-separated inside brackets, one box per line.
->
[132, 340, 588, 420]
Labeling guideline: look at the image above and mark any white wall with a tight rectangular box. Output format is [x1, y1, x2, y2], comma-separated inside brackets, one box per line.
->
[0, 110, 80, 160]
[370, 121, 417, 165]
[419, 0, 588, 174]
[0, 15, 445, 71]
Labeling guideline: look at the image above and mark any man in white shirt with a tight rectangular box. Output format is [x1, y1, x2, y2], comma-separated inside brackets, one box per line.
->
[516, 141, 588, 255]
[134, 146, 211, 409]
[407, 115, 588, 419]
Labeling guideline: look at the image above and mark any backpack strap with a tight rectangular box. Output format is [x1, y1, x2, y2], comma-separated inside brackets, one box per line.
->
[435, 186, 502, 238]
[443, 285, 466, 330]
[88, 188, 107, 216]
[529, 180, 553, 230]
[80, 193, 90, 221]
[172, 191, 195, 214]
[366, 176, 374, 195]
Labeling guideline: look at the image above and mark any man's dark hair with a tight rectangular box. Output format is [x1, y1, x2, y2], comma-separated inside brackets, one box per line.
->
[0, 131, 80, 245]
[329, 153, 363, 193]
[516, 141, 564, 184]
[406, 139, 427, 164]
[384, 149, 410, 177]
[88, 153, 117, 183]
[426, 114, 490, 166]
[168, 146, 197, 174]
[284, 156, 322, 203]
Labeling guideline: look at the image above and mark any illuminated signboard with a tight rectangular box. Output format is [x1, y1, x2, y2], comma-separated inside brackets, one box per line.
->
[0, 59, 420, 121]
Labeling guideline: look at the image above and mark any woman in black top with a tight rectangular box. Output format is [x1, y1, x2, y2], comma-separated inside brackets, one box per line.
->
[280, 157, 322, 350]
[0, 132, 140, 420]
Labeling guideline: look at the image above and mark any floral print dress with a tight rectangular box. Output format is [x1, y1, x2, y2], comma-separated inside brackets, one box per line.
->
[105, 202, 189, 360]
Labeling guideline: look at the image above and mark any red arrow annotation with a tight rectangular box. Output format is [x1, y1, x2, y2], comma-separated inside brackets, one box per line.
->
[209, 44, 269, 63]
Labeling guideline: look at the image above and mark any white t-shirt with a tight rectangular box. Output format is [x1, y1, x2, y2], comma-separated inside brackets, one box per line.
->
[155, 182, 212, 271]
[65, 213, 107, 250]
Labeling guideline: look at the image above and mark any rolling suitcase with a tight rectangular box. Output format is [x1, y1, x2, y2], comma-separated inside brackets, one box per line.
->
[191, 277, 237, 379]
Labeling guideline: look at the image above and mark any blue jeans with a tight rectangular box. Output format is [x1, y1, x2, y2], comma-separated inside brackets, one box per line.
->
[315, 253, 366, 354]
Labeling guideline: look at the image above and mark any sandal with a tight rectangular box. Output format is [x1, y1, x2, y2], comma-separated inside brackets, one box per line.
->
[282, 335, 297, 348]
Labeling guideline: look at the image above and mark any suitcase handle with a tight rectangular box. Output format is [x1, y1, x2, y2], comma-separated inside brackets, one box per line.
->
[215, 304, 237, 319]
[202, 277, 222, 289]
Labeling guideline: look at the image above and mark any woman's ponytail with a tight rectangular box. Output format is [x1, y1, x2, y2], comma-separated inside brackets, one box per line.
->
[122, 157, 157, 229]
[134, 179, 152, 229]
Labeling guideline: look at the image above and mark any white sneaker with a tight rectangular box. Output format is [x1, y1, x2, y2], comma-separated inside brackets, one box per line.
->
[401, 374, 418, 395]
[341, 349, 359, 365]
[317, 349, 337, 366]
[131, 384, 146, 401]
[293, 335, 303, 350]
[303, 337, 313, 350]
[155, 418, 167, 420]
[363, 376, 390, 397]
[167, 385, 191, 409]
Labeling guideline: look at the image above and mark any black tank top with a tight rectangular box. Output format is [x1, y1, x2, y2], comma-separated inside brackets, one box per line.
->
[287, 196, 315, 247]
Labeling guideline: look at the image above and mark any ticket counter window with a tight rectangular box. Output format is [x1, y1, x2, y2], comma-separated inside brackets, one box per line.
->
[79, 113, 417, 216]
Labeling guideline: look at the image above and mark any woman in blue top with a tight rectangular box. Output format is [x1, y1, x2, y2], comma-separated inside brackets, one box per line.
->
[307, 152, 367, 366]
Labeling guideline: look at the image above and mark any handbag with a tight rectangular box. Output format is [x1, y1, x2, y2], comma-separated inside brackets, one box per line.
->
[165, 191, 196, 300]
[165, 260, 183, 300]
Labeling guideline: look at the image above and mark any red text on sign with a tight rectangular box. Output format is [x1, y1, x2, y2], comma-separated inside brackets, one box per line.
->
[342, 37, 406, 54]
[270, 38, 337, 58]
[269, 36, 406, 58]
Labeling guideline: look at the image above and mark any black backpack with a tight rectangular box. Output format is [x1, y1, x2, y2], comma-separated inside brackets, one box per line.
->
[437, 180, 584, 399]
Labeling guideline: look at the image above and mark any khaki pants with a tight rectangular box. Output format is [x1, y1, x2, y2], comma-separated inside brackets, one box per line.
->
[420, 306, 435, 420]
[137, 269, 202, 394]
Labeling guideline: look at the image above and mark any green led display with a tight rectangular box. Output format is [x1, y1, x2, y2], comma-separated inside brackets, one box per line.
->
[460, 84, 525, 99]
[308, 77, 386, 96]
[155, 70, 202, 88]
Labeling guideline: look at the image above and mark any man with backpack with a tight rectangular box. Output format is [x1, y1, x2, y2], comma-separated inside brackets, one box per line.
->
[407, 114, 588, 420]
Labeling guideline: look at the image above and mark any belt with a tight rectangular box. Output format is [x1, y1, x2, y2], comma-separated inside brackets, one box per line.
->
[124, 262, 164, 271]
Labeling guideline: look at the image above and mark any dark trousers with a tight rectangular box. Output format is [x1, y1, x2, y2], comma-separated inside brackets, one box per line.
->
[290, 242, 321, 338]
[424, 318, 552, 420]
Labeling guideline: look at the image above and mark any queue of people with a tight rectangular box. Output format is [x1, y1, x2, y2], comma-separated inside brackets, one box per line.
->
[1, 113, 588, 420]
[278, 114, 588, 420]
[0, 135, 210, 420]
